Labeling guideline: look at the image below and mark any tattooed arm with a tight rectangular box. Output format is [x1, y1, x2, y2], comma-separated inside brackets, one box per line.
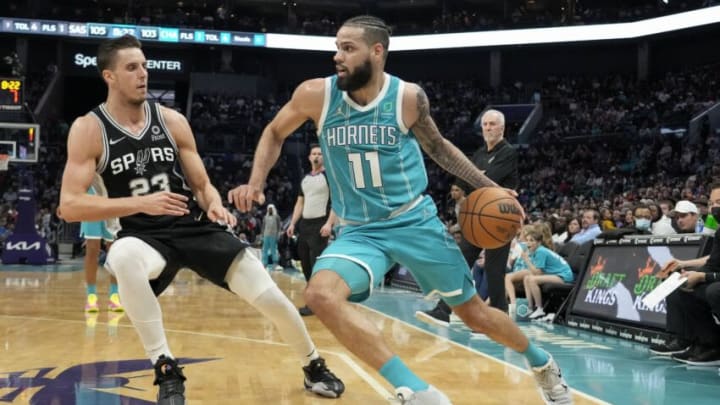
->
[403, 82, 498, 189]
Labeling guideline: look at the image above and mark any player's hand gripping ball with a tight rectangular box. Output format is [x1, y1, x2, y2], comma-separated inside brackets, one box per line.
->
[459, 188, 523, 249]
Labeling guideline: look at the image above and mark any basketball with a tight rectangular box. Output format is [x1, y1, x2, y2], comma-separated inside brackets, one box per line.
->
[459, 188, 523, 249]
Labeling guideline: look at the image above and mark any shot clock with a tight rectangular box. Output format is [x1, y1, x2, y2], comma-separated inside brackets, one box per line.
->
[0, 78, 24, 112]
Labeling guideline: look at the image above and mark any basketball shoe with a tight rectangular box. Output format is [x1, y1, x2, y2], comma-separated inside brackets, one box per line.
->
[85, 293, 99, 312]
[649, 337, 691, 356]
[531, 354, 573, 404]
[395, 385, 451, 404]
[154, 355, 186, 405]
[302, 357, 345, 398]
[107, 293, 124, 312]
[414, 307, 450, 327]
[298, 305, 314, 316]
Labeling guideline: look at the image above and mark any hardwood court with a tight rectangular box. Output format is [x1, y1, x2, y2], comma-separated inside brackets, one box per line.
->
[0, 265, 603, 404]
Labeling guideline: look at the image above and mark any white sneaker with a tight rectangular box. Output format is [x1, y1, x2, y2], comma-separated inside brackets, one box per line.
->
[274, 265, 284, 271]
[449, 312, 463, 324]
[395, 385, 452, 404]
[531, 355, 573, 404]
[529, 307, 546, 320]
[540, 313, 556, 323]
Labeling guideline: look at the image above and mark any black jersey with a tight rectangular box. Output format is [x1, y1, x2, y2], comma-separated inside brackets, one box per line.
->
[89, 101, 196, 235]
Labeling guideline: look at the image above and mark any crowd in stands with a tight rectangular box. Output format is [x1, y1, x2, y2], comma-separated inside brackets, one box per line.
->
[1, 61, 719, 257]
[538, 64, 720, 142]
[4, 0, 717, 35]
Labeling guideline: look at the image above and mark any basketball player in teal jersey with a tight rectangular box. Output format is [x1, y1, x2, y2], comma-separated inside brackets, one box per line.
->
[80, 186, 123, 313]
[230, 16, 572, 404]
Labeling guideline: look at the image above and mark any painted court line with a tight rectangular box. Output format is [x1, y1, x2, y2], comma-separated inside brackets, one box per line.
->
[0, 314, 394, 402]
[360, 304, 612, 405]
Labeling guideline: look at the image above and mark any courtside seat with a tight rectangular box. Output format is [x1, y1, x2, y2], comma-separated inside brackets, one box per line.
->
[541, 240, 594, 314]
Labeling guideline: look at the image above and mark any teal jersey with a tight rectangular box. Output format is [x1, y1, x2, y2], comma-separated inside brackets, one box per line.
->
[531, 246, 574, 283]
[317, 73, 427, 224]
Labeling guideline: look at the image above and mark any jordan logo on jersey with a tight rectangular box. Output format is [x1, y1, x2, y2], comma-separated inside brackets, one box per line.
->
[334, 106, 348, 118]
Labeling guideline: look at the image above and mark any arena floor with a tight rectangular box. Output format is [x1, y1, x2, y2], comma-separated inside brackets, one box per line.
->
[1, 260, 718, 404]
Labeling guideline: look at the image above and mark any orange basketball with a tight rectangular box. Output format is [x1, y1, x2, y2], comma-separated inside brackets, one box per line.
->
[459, 188, 523, 249]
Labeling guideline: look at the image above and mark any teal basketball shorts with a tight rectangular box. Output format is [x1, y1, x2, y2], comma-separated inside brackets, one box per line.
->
[80, 220, 114, 242]
[313, 196, 475, 306]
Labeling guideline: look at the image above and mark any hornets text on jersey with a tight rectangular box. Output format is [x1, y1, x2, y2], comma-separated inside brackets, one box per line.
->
[317, 73, 427, 224]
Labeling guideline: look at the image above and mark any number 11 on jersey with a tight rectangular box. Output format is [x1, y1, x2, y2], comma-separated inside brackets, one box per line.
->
[348, 151, 383, 189]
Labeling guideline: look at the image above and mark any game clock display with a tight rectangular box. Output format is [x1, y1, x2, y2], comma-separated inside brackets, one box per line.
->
[0, 78, 23, 111]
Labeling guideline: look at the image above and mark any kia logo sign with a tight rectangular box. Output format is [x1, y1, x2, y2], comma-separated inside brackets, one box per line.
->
[6, 241, 41, 251]
[71, 53, 184, 73]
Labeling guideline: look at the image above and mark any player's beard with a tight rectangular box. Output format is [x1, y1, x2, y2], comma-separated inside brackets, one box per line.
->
[337, 59, 372, 91]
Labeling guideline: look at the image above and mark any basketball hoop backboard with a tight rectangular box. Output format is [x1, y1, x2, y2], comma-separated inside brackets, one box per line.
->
[0, 122, 40, 163]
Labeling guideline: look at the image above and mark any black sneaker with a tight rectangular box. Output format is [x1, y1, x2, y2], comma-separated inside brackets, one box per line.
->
[671, 343, 705, 363]
[303, 357, 345, 398]
[649, 338, 691, 356]
[298, 305, 314, 316]
[684, 346, 720, 366]
[414, 306, 450, 327]
[153, 355, 186, 405]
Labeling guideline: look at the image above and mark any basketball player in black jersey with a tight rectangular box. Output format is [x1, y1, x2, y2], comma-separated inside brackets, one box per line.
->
[58, 34, 344, 404]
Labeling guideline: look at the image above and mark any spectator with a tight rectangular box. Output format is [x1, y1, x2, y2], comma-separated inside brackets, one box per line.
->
[653, 199, 676, 235]
[622, 208, 635, 228]
[649, 183, 720, 365]
[550, 215, 568, 246]
[670, 200, 700, 234]
[560, 217, 582, 245]
[505, 225, 533, 313]
[599, 204, 654, 238]
[569, 209, 602, 245]
[506, 225, 573, 320]
[475, 247, 491, 294]
[600, 207, 616, 231]
[261, 204, 283, 271]
[631, 205, 654, 235]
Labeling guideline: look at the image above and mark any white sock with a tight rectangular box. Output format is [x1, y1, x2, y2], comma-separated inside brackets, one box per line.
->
[106, 237, 173, 365]
[117, 266, 173, 365]
[225, 250, 320, 367]
[249, 287, 320, 367]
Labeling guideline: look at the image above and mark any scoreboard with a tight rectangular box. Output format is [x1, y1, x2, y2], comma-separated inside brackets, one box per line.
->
[0, 78, 23, 111]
